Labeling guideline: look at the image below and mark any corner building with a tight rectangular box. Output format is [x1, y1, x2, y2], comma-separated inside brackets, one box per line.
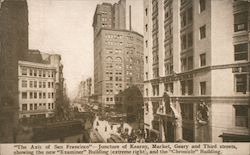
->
[144, 0, 250, 142]
[18, 52, 62, 119]
[93, 0, 144, 107]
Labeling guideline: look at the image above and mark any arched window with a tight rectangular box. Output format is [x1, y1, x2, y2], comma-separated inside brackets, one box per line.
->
[115, 57, 122, 63]
[106, 56, 113, 62]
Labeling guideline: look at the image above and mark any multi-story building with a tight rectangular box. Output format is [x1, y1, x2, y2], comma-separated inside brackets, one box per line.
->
[76, 78, 92, 104]
[0, 0, 29, 142]
[93, 0, 144, 107]
[18, 51, 63, 119]
[144, 0, 250, 142]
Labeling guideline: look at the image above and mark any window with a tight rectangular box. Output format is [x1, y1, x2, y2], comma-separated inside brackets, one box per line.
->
[187, 80, 193, 95]
[34, 103, 37, 110]
[145, 56, 148, 64]
[29, 69, 33, 76]
[39, 92, 42, 99]
[234, 43, 248, 61]
[22, 104, 27, 111]
[30, 104, 33, 110]
[52, 92, 54, 99]
[106, 98, 109, 101]
[34, 81, 37, 88]
[181, 104, 193, 120]
[152, 85, 159, 96]
[29, 81, 33, 88]
[145, 40, 148, 48]
[34, 92, 37, 99]
[146, 88, 148, 96]
[187, 7, 193, 23]
[200, 25, 206, 39]
[30, 92, 33, 99]
[48, 82, 51, 88]
[200, 81, 206, 95]
[38, 70, 42, 77]
[22, 92, 27, 99]
[52, 103, 54, 109]
[200, 53, 206, 66]
[43, 82, 46, 88]
[187, 32, 193, 47]
[145, 72, 148, 80]
[34, 70, 37, 76]
[145, 8, 148, 16]
[181, 34, 187, 50]
[181, 12, 187, 27]
[22, 80, 27, 88]
[145, 24, 148, 32]
[181, 58, 187, 72]
[235, 105, 248, 127]
[21, 68, 27, 76]
[199, 0, 206, 13]
[235, 74, 247, 93]
[181, 81, 186, 95]
[188, 56, 193, 70]
[39, 81, 42, 88]
[234, 12, 248, 32]
[48, 103, 51, 109]
[43, 92, 46, 99]
[43, 71, 46, 77]
[110, 97, 113, 101]
[165, 83, 173, 93]
[48, 92, 51, 98]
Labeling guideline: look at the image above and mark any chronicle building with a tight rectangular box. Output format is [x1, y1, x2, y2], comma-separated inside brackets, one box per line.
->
[144, 0, 250, 142]
[93, 0, 144, 107]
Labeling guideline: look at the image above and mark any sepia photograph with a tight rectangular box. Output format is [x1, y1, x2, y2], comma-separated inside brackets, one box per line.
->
[0, 0, 250, 151]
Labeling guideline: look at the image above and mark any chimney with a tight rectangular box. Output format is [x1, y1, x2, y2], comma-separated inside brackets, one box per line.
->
[129, 5, 132, 31]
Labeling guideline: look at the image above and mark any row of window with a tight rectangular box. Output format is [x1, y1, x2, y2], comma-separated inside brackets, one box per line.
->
[21, 67, 55, 78]
[105, 76, 122, 81]
[106, 49, 122, 55]
[21, 92, 55, 99]
[21, 80, 54, 89]
[106, 97, 114, 102]
[105, 34, 122, 40]
[147, 74, 249, 97]
[105, 41, 123, 46]
[21, 103, 54, 111]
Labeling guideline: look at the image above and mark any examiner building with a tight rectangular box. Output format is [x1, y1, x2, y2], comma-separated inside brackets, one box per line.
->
[143, 0, 250, 142]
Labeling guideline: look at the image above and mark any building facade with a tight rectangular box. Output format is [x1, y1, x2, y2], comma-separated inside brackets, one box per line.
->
[18, 51, 63, 119]
[76, 78, 93, 104]
[144, 0, 250, 142]
[93, 0, 144, 107]
[0, 0, 29, 142]
[94, 28, 143, 107]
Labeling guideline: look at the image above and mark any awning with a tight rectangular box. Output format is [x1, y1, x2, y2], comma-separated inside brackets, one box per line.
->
[219, 133, 250, 142]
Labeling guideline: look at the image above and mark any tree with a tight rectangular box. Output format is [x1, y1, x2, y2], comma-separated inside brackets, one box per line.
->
[119, 85, 144, 126]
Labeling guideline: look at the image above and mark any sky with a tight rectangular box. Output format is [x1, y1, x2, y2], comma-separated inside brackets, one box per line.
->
[27, 0, 143, 99]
